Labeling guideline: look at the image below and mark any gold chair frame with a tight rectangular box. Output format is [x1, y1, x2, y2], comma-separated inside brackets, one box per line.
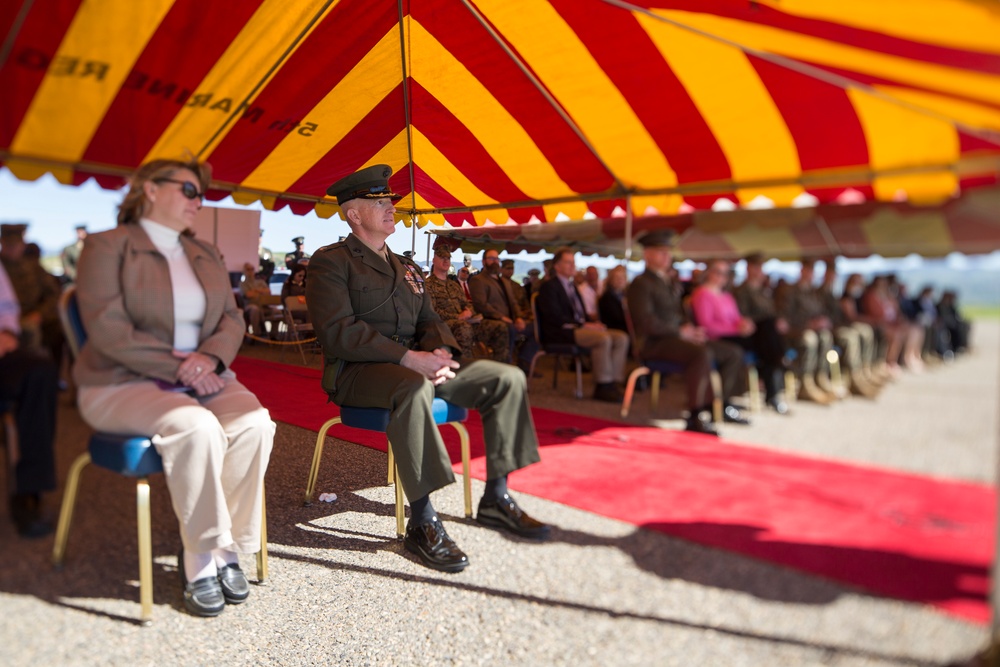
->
[304, 416, 472, 538]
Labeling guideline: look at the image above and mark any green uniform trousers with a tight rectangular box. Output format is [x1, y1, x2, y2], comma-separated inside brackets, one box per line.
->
[333, 359, 540, 501]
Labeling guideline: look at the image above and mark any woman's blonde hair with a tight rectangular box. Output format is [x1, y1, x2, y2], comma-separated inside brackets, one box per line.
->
[117, 158, 211, 226]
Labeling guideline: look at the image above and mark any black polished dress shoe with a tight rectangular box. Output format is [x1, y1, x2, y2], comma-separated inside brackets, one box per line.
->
[178, 549, 225, 617]
[723, 404, 750, 425]
[9, 493, 53, 539]
[404, 517, 470, 573]
[476, 494, 552, 540]
[217, 563, 250, 604]
[685, 415, 719, 437]
[592, 382, 624, 403]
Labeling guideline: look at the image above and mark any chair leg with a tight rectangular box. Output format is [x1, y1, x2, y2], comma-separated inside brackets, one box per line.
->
[709, 370, 723, 423]
[304, 417, 342, 505]
[650, 371, 662, 414]
[52, 452, 91, 567]
[447, 423, 473, 518]
[552, 355, 559, 390]
[386, 444, 395, 485]
[747, 365, 761, 413]
[785, 370, 797, 403]
[573, 357, 584, 399]
[388, 442, 405, 539]
[256, 486, 268, 584]
[136, 477, 154, 625]
[526, 352, 545, 391]
[621, 367, 649, 417]
[827, 349, 844, 396]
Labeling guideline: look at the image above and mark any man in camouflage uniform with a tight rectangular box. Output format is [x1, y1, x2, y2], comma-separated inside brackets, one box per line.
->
[425, 246, 508, 362]
[60, 224, 87, 282]
[732, 252, 791, 413]
[815, 260, 879, 398]
[775, 259, 836, 404]
[501, 259, 530, 317]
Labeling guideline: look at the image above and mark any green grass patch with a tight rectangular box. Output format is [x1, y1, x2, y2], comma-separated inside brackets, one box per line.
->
[963, 305, 1000, 320]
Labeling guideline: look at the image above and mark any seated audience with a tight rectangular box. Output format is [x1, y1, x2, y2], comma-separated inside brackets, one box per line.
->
[598, 265, 628, 334]
[240, 261, 271, 338]
[536, 247, 629, 402]
[425, 246, 508, 362]
[74, 158, 274, 617]
[0, 261, 58, 538]
[776, 259, 836, 404]
[816, 261, 879, 398]
[469, 248, 539, 374]
[693, 258, 788, 414]
[937, 290, 971, 356]
[626, 231, 747, 435]
[732, 252, 792, 413]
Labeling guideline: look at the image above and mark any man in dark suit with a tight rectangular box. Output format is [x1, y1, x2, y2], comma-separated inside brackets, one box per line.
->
[307, 165, 551, 574]
[469, 248, 539, 373]
[536, 247, 628, 402]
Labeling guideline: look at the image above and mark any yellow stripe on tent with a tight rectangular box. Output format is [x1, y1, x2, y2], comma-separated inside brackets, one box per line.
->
[848, 89, 959, 203]
[756, 0, 1000, 56]
[656, 10, 1000, 108]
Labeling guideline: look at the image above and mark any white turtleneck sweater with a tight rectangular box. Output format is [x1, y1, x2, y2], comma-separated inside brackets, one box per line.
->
[139, 218, 206, 352]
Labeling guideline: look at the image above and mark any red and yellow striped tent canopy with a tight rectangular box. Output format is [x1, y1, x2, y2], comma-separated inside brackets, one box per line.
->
[3, 0, 1000, 230]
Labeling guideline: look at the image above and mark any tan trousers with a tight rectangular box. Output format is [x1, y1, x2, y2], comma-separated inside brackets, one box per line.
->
[572, 326, 629, 384]
[77, 372, 274, 554]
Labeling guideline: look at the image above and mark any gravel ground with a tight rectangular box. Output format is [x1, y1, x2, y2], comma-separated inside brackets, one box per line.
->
[1, 321, 996, 666]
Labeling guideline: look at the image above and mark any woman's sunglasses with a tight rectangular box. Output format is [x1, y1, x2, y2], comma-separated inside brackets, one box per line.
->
[154, 178, 204, 201]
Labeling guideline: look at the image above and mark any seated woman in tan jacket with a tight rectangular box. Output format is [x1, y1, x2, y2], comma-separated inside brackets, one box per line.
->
[73, 158, 274, 618]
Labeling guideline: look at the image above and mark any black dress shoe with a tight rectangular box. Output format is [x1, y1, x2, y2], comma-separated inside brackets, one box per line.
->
[476, 494, 552, 540]
[178, 549, 225, 617]
[723, 404, 750, 425]
[685, 415, 719, 437]
[9, 493, 53, 539]
[217, 563, 250, 604]
[592, 382, 624, 403]
[404, 517, 470, 573]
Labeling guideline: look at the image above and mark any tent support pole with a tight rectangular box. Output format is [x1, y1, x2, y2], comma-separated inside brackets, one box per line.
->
[624, 194, 633, 264]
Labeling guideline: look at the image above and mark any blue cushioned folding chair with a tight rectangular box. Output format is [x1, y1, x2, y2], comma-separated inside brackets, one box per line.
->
[304, 399, 472, 539]
[54, 286, 268, 625]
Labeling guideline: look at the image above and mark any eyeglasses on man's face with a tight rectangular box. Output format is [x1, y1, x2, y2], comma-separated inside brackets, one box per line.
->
[155, 178, 204, 201]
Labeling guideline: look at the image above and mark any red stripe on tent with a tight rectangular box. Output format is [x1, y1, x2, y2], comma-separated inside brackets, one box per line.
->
[409, 80, 531, 206]
[750, 55, 869, 173]
[207, 0, 399, 185]
[508, 205, 545, 223]
[416, 0, 613, 196]
[0, 0, 82, 149]
[554, 0, 736, 194]
[82, 0, 264, 169]
[284, 86, 405, 198]
[637, 1, 1000, 75]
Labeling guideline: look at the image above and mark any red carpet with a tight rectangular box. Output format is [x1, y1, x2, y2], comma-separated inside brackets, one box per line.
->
[233, 356, 995, 623]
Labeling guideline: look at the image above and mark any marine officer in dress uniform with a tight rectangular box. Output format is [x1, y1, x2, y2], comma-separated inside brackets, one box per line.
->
[306, 165, 551, 573]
